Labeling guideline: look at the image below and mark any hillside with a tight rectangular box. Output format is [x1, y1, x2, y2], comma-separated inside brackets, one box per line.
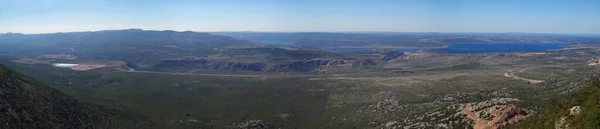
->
[0, 29, 411, 73]
[513, 77, 600, 128]
[0, 64, 140, 128]
[0, 29, 253, 61]
[2, 30, 600, 128]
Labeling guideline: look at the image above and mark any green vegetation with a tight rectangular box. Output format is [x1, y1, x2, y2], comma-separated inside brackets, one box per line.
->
[0, 60, 367, 128]
[3, 30, 600, 128]
[0, 64, 147, 128]
[513, 77, 600, 128]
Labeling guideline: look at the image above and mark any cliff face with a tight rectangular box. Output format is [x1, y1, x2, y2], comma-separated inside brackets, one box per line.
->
[264, 51, 405, 72]
[0, 64, 114, 128]
[154, 51, 405, 72]
[155, 60, 267, 72]
[262, 59, 355, 72]
[360, 51, 404, 66]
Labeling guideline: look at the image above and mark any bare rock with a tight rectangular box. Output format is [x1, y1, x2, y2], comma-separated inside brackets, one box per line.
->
[462, 103, 531, 129]
[569, 106, 581, 116]
[367, 99, 405, 113]
[229, 120, 270, 129]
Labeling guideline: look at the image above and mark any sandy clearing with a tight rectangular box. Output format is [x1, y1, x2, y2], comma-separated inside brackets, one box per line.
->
[504, 70, 544, 84]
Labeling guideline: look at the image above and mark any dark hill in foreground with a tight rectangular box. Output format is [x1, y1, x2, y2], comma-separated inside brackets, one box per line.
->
[0, 64, 143, 128]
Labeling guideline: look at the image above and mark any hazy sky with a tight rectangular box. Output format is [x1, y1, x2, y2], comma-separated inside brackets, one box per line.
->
[1, 0, 599, 34]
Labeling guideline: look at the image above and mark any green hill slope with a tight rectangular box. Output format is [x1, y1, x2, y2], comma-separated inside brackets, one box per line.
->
[0, 64, 142, 128]
[514, 77, 600, 128]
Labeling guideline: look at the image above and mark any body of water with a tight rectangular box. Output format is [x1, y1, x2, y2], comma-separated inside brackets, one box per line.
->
[433, 43, 564, 53]
[324, 47, 423, 52]
[324, 43, 564, 53]
[52, 63, 79, 68]
[136, 64, 150, 68]
[259, 40, 294, 46]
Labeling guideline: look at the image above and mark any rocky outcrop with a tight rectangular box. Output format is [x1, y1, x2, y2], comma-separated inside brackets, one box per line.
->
[261, 59, 327, 72]
[365, 99, 407, 114]
[569, 106, 581, 115]
[401, 52, 440, 59]
[492, 104, 530, 126]
[263, 51, 403, 72]
[262, 58, 355, 72]
[156, 50, 404, 72]
[462, 103, 532, 129]
[359, 51, 405, 65]
[155, 59, 267, 72]
[229, 120, 270, 129]
[380, 51, 405, 61]
[556, 105, 583, 129]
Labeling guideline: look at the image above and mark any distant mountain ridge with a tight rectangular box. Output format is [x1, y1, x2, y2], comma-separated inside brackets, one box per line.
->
[0, 29, 254, 64]
[0, 29, 411, 72]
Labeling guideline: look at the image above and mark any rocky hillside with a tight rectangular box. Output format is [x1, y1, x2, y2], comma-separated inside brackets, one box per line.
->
[0, 64, 136, 128]
[514, 77, 600, 128]
[154, 50, 405, 72]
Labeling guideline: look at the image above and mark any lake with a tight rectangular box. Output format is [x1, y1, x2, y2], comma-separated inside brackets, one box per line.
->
[324, 43, 564, 53]
[136, 64, 150, 68]
[259, 40, 294, 46]
[433, 43, 564, 53]
[52, 63, 79, 68]
[324, 47, 423, 52]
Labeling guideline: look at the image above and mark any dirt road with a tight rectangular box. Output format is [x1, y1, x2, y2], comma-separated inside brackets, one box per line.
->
[504, 70, 544, 84]
[113, 68, 344, 78]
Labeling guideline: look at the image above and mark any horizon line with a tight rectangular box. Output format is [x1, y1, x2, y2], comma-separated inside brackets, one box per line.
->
[2, 28, 599, 35]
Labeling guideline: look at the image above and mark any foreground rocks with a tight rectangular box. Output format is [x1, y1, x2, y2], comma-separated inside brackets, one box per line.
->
[373, 96, 530, 129]
[569, 106, 581, 115]
[229, 120, 270, 129]
[462, 104, 531, 129]
[556, 105, 583, 129]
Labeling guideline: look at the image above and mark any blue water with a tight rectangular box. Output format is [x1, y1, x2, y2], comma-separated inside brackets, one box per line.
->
[259, 40, 294, 46]
[324, 43, 564, 53]
[136, 64, 150, 68]
[324, 47, 423, 52]
[324, 48, 373, 51]
[434, 43, 564, 53]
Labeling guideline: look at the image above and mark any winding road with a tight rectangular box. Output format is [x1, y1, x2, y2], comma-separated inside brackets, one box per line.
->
[113, 68, 344, 78]
[504, 69, 544, 84]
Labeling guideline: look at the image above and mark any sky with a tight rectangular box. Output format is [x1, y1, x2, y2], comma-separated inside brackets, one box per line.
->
[0, 0, 599, 34]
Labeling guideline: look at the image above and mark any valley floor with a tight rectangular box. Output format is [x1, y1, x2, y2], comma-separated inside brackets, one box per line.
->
[2, 45, 600, 128]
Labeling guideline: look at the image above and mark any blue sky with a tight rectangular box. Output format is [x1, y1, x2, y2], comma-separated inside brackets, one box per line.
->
[0, 0, 599, 34]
